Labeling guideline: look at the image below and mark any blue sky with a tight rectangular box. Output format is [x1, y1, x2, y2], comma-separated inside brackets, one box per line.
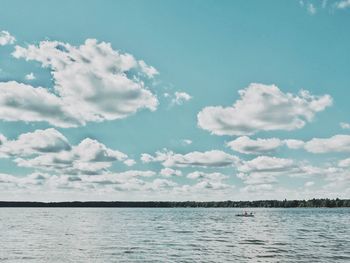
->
[0, 0, 350, 201]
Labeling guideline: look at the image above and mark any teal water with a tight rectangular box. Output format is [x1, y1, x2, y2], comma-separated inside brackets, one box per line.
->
[0, 208, 349, 262]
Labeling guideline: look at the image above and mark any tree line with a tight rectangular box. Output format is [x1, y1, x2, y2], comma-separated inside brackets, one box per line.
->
[0, 198, 349, 208]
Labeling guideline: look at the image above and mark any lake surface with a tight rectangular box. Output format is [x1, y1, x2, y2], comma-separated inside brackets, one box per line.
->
[0, 208, 349, 262]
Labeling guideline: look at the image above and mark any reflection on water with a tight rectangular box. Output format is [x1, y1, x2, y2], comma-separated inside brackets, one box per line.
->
[0, 208, 349, 262]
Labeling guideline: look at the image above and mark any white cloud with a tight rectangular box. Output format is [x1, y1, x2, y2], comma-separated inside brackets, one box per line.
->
[124, 159, 136, 166]
[25, 72, 36, 80]
[236, 156, 311, 186]
[187, 171, 228, 181]
[340, 122, 350, 129]
[227, 136, 282, 154]
[0, 170, 165, 193]
[138, 60, 159, 78]
[2, 39, 158, 127]
[322, 0, 328, 8]
[0, 134, 7, 145]
[237, 135, 350, 154]
[0, 128, 70, 157]
[172, 91, 192, 105]
[241, 184, 273, 193]
[284, 139, 305, 149]
[182, 139, 192, 145]
[197, 83, 332, 136]
[307, 3, 317, 14]
[0, 81, 79, 128]
[82, 170, 155, 183]
[16, 137, 129, 175]
[234, 154, 350, 195]
[237, 156, 295, 174]
[0, 129, 131, 175]
[141, 149, 239, 168]
[335, 0, 350, 9]
[160, 168, 182, 177]
[0, 30, 15, 46]
[1, 160, 348, 200]
[339, 158, 350, 167]
[227, 137, 309, 154]
[305, 181, 315, 187]
[186, 171, 230, 190]
[0, 172, 50, 188]
[304, 135, 350, 153]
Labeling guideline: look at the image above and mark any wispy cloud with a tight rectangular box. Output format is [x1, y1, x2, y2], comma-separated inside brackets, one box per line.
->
[307, 3, 317, 14]
[0, 30, 15, 46]
[25, 72, 36, 80]
[335, 0, 350, 9]
[172, 91, 192, 105]
[340, 122, 350, 129]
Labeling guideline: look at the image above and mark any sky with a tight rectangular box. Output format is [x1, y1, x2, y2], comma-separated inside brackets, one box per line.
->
[0, 0, 350, 201]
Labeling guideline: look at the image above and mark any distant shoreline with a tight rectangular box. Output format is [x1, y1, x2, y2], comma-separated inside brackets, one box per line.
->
[0, 199, 349, 208]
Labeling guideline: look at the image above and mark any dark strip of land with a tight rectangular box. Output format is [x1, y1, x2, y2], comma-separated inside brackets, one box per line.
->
[0, 199, 349, 208]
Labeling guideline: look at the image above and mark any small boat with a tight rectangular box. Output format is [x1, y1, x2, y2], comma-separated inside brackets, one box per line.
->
[235, 212, 254, 217]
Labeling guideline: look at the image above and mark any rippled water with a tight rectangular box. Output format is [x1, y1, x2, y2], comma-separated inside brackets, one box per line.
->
[0, 208, 349, 262]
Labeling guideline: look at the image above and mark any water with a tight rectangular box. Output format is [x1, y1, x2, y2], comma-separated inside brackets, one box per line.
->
[0, 208, 349, 262]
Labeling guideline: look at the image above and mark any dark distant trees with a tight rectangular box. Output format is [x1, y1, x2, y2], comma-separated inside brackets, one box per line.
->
[0, 198, 349, 208]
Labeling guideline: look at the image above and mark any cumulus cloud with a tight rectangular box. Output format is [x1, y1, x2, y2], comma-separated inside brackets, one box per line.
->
[0, 170, 168, 193]
[237, 156, 294, 174]
[307, 3, 317, 14]
[0, 129, 132, 175]
[160, 168, 182, 177]
[0, 30, 15, 46]
[141, 149, 239, 168]
[226, 136, 310, 154]
[0, 81, 79, 127]
[236, 156, 313, 187]
[124, 159, 136, 166]
[235, 135, 350, 154]
[227, 136, 282, 154]
[304, 135, 350, 153]
[0, 134, 7, 145]
[284, 139, 305, 149]
[241, 184, 273, 193]
[187, 171, 228, 181]
[0, 172, 50, 189]
[339, 158, 350, 168]
[234, 155, 350, 195]
[0, 128, 70, 157]
[1, 39, 158, 127]
[138, 60, 159, 78]
[16, 138, 130, 175]
[197, 83, 332, 136]
[186, 171, 230, 190]
[25, 72, 36, 80]
[340, 122, 350, 129]
[182, 139, 192, 145]
[304, 181, 315, 187]
[335, 0, 350, 9]
[172, 91, 192, 105]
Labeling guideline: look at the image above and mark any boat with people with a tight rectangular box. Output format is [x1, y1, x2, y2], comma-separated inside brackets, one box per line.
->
[235, 211, 254, 217]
